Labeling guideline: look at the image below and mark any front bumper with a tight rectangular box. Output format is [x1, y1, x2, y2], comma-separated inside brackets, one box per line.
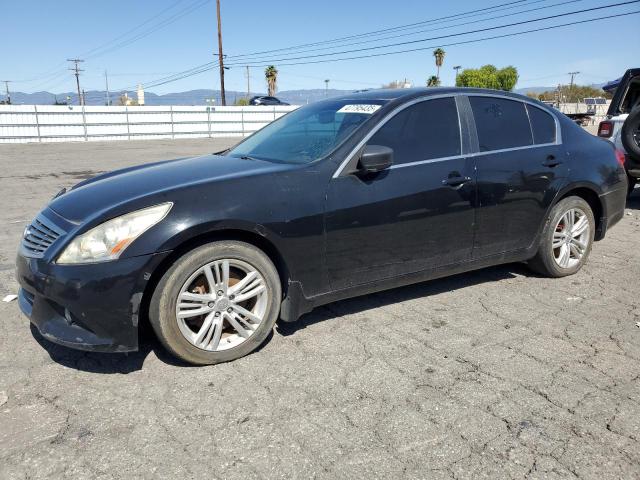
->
[16, 251, 170, 352]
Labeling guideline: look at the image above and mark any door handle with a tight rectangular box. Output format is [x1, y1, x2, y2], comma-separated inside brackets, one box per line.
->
[542, 155, 562, 168]
[442, 175, 472, 187]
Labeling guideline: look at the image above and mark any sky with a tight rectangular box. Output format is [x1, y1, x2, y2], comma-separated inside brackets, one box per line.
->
[1, 0, 639, 97]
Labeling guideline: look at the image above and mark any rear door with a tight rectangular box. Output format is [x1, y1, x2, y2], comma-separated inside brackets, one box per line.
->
[324, 96, 477, 290]
[468, 95, 567, 258]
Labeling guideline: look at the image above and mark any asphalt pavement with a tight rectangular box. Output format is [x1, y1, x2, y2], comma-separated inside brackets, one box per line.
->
[1, 138, 639, 479]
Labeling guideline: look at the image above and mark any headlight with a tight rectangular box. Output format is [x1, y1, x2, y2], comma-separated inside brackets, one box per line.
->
[57, 203, 172, 264]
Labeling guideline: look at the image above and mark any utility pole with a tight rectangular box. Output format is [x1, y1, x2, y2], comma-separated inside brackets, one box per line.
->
[568, 71, 580, 90]
[67, 58, 85, 106]
[324, 79, 329, 96]
[82, 89, 86, 106]
[567, 71, 580, 109]
[104, 70, 111, 106]
[453, 66, 462, 85]
[1, 80, 11, 104]
[215, 0, 226, 106]
[245, 66, 250, 98]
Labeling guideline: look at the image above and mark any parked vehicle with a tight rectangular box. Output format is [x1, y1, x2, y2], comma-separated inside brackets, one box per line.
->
[17, 88, 628, 365]
[249, 95, 289, 106]
[598, 68, 640, 194]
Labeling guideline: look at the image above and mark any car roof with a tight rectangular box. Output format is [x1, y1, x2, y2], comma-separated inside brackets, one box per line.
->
[333, 87, 534, 104]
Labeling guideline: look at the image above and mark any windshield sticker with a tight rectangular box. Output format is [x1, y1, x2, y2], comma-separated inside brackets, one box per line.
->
[337, 104, 381, 114]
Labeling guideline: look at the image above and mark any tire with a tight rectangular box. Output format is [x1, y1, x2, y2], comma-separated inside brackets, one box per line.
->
[621, 106, 640, 162]
[528, 196, 595, 278]
[149, 241, 282, 365]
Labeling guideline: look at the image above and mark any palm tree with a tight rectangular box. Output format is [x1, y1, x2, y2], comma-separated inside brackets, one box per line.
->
[265, 66, 278, 97]
[427, 75, 440, 87]
[433, 48, 446, 82]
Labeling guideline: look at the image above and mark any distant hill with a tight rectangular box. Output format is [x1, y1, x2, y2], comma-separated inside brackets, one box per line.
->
[514, 83, 607, 96]
[5, 83, 611, 106]
[7, 88, 354, 106]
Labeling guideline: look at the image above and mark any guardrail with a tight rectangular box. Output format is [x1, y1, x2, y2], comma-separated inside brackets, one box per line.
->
[0, 104, 299, 143]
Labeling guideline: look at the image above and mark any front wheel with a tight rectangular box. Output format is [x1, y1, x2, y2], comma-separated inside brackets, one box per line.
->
[528, 196, 595, 277]
[149, 241, 282, 365]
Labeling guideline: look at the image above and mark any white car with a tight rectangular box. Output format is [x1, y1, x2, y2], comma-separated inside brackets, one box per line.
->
[598, 68, 640, 195]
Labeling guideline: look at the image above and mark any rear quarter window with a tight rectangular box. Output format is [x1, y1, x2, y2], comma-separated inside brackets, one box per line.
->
[469, 96, 533, 152]
[527, 104, 556, 144]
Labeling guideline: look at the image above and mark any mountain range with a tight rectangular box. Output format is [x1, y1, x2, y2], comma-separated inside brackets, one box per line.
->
[4, 84, 604, 106]
[6, 88, 355, 106]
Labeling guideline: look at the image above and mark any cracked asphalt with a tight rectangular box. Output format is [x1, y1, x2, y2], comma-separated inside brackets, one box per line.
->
[1, 138, 639, 479]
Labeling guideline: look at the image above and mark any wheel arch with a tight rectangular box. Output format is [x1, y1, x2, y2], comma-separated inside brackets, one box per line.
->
[138, 227, 292, 333]
[553, 184, 604, 240]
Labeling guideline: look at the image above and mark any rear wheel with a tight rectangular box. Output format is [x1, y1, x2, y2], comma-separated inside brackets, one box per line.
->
[528, 196, 595, 277]
[149, 241, 281, 365]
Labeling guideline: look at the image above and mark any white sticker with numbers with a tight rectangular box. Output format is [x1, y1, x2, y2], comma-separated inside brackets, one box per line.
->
[337, 104, 381, 114]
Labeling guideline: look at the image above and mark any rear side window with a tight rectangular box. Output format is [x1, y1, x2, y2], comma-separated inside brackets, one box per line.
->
[527, 104, 556, 144]
[368, 97, 460, 165]
[469, 97, 533, 152]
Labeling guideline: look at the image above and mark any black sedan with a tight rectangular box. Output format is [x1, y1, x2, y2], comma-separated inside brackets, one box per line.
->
[16, 88, 628, 365]
[249, 95, 289, 106]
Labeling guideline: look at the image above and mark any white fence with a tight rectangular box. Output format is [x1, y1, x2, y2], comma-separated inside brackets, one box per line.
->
[0, 104, 299, 143]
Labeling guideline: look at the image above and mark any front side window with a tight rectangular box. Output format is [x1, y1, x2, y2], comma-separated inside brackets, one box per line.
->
[228, 99, 387, 164]
[367, 97, 461, 165]
[469, 97, 533, 152]
[527, 104, 556, 144]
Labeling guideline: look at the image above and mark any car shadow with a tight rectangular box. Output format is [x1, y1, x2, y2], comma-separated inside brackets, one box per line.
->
[31, 322, 275, 374]
[276, 262, 530, 337]
[30, 323, 184, 373]
[33, 263, 531, 372]
[627, 187, 639, 209]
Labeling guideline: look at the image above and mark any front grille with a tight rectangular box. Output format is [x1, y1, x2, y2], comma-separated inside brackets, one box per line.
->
[21, 214, 65, 258]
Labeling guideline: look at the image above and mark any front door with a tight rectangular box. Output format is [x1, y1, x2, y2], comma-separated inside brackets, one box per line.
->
[324, 97, 476, 291]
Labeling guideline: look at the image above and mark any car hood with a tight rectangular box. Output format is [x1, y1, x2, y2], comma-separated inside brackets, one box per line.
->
[49, 154, 291, 223]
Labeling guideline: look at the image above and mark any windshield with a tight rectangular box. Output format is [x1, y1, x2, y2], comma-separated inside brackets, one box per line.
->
[227, 99, 387, 164]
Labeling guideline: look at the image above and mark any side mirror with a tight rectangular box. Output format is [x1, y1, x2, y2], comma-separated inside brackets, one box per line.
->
[358, 145, 393, 174]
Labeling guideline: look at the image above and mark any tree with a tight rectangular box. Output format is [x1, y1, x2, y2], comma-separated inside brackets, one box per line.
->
[433, 48, 446, 81]
[536, 85, 612, 103]
[235, 97, 249, 106]
[455, 65, 519, 91]
[265, 66, 278, 97]
[496, 66, 518, 91]
[427, 75, 441, 87]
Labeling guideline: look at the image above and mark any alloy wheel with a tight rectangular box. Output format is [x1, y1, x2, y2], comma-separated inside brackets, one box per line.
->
[175, 259, 268, 352]
[552, 207, 590, 269]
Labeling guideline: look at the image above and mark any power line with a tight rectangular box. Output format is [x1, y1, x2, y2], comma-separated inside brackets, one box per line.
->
[11, 0, 208, 87]
[228, 9, 640, 68]
[227, 0, 583, 63]
[83, 0, 211, 61]
[225, 1, 640, 66]
[226, 0, 553, 62]
[115, 8, 638, 91]
[225, 0, 535, 60]
[80, 0, 189, 58]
